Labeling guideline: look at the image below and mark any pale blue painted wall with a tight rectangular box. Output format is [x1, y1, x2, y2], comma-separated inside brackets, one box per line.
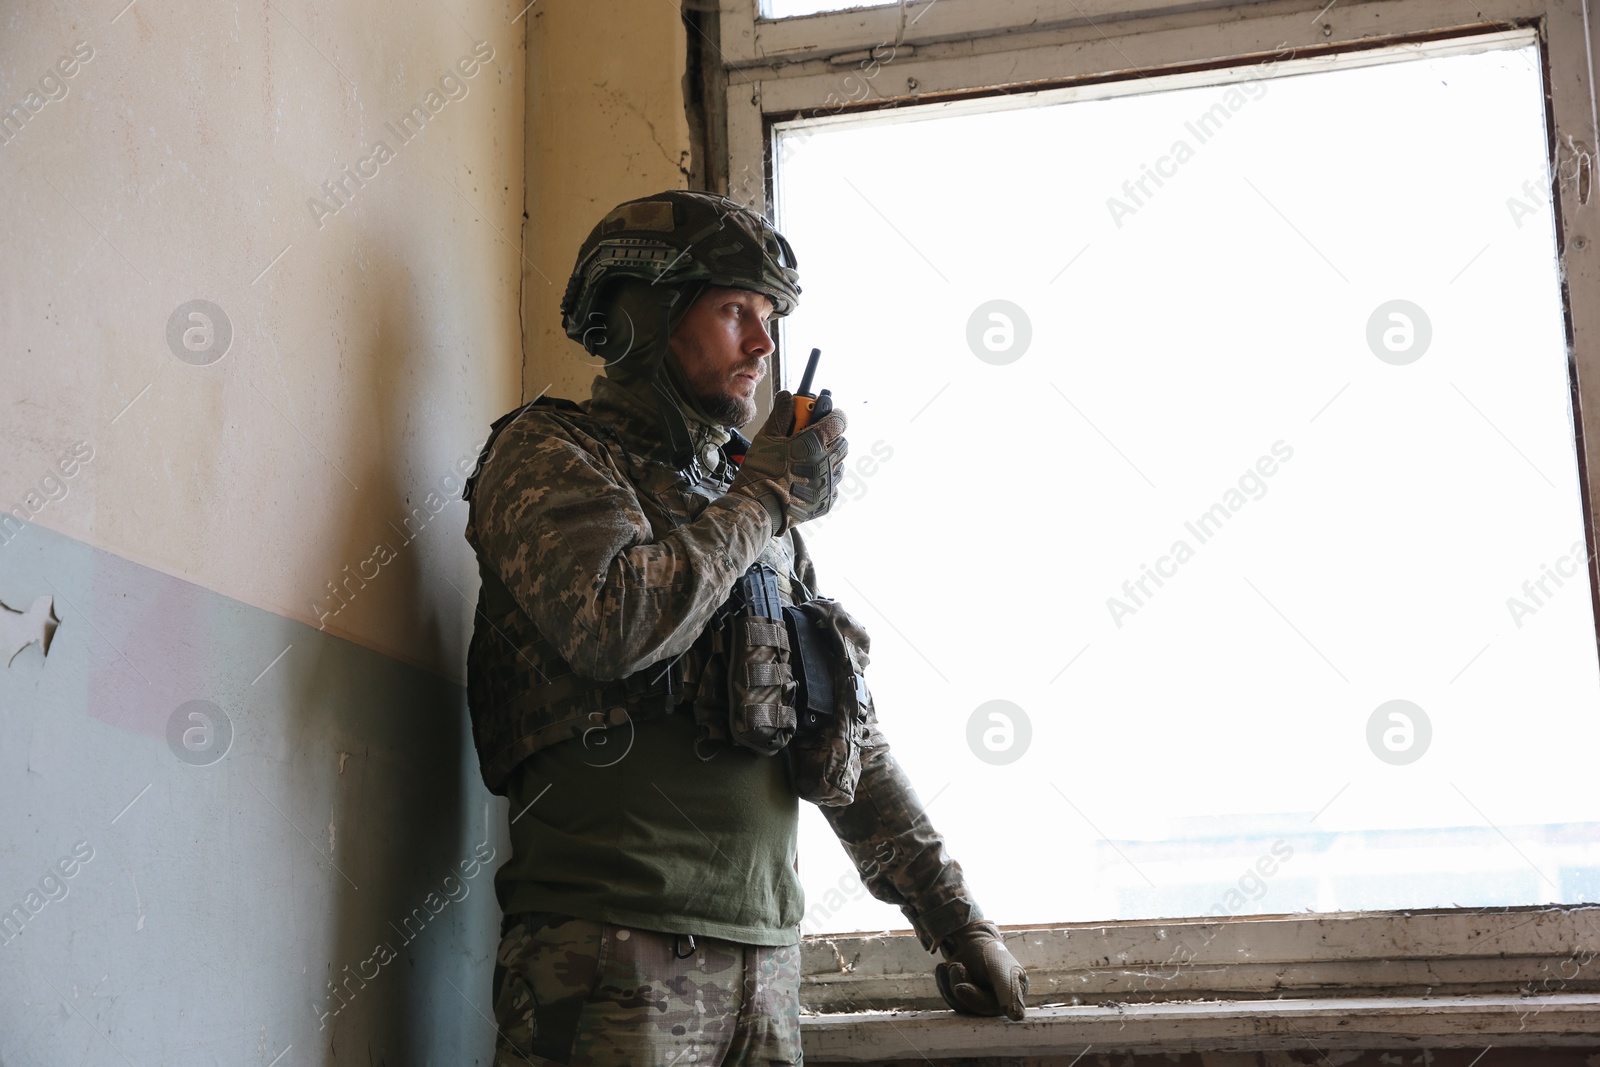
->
[0, 520, 511, 1065]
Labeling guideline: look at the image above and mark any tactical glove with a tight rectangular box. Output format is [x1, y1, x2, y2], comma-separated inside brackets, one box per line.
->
[726, 389, 847, 534]
[935, 921, 1029, 1020]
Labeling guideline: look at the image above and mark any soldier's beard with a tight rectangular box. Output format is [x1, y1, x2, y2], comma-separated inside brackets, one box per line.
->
[677, 355, 764, 428]
[663, 342, 765, 428]
[693, 379, 758, 428]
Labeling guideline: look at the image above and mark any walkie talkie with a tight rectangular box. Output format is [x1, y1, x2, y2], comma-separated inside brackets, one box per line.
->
[792, 347, 832, 431]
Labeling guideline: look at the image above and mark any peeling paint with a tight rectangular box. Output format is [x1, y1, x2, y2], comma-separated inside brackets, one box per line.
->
[0, 594, 58, 667]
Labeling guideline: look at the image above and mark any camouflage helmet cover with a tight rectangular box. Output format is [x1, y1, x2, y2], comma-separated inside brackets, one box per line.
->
[560, 190, 802, 349]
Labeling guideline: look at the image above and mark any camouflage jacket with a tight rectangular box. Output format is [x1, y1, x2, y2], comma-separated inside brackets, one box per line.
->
[463, 374, 984, 953]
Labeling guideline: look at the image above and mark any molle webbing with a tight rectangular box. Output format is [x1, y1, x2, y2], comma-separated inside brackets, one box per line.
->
[724, 564, 797, 756]
[464, 395, 735, 792]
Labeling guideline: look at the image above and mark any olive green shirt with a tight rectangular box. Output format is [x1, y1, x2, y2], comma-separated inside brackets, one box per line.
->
[496, 706, 804, 946]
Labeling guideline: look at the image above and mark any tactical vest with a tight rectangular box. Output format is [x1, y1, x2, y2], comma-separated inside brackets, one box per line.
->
[462, 396, 793, 795]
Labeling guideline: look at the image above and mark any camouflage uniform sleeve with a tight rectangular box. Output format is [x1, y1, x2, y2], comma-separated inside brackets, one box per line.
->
[471, 416, 773, 681]
[788, 528, 821, 599]
[818, 726, 986, 954]
[795, 538, 984, 954]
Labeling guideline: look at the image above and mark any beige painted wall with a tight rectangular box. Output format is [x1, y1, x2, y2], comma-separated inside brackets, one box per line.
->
[1, 0, 525, 682]
[522, 0, 695, 405]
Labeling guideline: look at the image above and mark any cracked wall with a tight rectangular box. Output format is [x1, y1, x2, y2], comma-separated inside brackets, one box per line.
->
[0, 0, 523, 1060]
[521, 0, 696, 405]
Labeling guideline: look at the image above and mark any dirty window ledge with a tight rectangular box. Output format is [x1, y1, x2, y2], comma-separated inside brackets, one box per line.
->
[798, 907, 1600, 1058]
[799, 993, 1600, 1059]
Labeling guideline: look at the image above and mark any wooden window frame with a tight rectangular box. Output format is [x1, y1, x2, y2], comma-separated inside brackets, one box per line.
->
[715, 0, 1600, 1053]
[799, 906, 1600, 1056]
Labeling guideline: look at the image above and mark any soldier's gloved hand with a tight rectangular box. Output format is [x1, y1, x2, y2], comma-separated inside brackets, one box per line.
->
[726, 389, 847, 534]
[935, 921, 1029, 1020]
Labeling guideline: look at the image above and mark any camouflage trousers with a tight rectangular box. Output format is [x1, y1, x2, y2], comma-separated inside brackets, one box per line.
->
[492, 911, 804, 1066]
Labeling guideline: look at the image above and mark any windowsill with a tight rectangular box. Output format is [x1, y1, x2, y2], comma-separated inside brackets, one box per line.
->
[800, 994, 1600, 1060]
[798, 906, 1600, 1059]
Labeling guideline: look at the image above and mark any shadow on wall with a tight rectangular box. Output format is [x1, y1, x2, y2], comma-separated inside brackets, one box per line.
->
[0, 221, 526, 1051]
[0, 0, 516, 1060]
[289, 254, 490, 1061]
[0, 476, 495, 1060]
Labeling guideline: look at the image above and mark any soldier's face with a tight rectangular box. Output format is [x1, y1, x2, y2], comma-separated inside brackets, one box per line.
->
[669, 286, 775, 427]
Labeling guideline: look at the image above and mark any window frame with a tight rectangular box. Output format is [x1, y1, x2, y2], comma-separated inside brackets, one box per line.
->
[721, 0, 1600, 471]
[799, 905, 1600, 1054]
[714, 0, 1600, 1045]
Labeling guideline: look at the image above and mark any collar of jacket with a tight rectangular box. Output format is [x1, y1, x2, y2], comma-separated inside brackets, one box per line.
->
[587, 372, 735, 481]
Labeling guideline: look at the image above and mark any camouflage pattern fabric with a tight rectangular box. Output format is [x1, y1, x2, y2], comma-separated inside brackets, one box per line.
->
[560, 190, 802, 343]
[492, 912, 802, 1066]
[814, 721, 985, 953]
[463, 373, 984, 952]
[724, 564, 798, 756]
[464, 189, 989, 963]
[464, 376, 778, 793]
[473, 381, 768, 682]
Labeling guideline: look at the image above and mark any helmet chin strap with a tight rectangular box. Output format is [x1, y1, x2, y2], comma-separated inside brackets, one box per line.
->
[596, 277, 746, 479]
[653, 280, 742, 477]
[654, 358, 734, 477]
[657, 281, 725, 427]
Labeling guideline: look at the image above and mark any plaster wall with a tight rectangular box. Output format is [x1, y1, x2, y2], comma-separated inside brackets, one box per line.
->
[522, 0, 695, 404]
[1, 0, 523, 681]
[1, 0, 696, 1058]
[0, 524, 504, 1063]
[1, 0, 528, 1060]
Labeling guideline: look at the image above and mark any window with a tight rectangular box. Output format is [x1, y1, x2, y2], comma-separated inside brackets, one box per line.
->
[762, 0, 892, 19]
[717, 0, 1600, 949]
[772, 31, 1600, 936]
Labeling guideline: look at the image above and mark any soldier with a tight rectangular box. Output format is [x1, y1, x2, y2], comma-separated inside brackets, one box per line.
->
[463, 190, 1027, 1066]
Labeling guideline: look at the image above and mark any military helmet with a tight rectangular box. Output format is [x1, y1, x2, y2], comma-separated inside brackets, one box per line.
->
[560, 190, 802, 349]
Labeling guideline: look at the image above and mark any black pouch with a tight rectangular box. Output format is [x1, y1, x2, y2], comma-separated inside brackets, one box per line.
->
[784, 602, 837, 733]
[783, 597, 873, 807]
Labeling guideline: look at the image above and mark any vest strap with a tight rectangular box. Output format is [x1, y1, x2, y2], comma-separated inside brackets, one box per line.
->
[743, 620, 788, 649]
[743, 661, 792, 687]
[741, 702, 796, 731]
